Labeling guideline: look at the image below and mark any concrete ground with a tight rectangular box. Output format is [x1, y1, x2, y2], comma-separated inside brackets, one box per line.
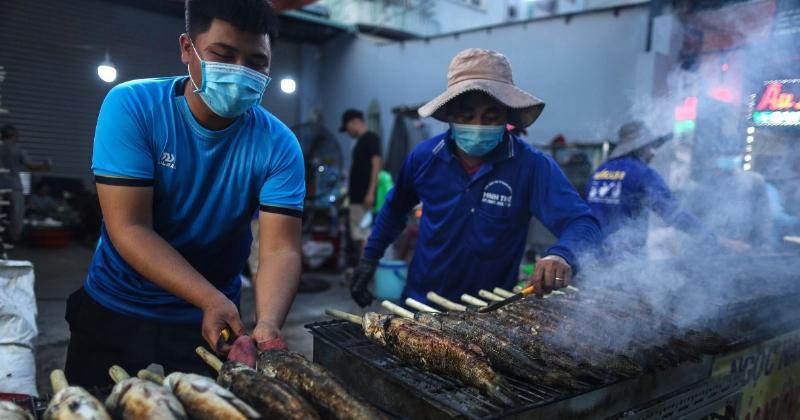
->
[8, 243, 375, 397]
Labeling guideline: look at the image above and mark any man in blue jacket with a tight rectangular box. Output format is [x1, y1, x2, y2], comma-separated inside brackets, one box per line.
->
[587, 121, 749, 255]
[349, 48, 602, 306]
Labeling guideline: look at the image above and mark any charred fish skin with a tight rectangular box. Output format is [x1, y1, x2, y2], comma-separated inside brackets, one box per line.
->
[44, 386, 111, 420]
[163, 372, 260, 420]
[257, 350, 386, 420]
[105, 378, 188, 420]
[218, 361, 320, 420]
[363, 313, 514, 405]
[2, 401, 35, 420]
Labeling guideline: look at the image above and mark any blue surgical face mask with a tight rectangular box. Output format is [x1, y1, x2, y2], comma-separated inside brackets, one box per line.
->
[188, 40, 271, 118]
[451, 123, 505, 156]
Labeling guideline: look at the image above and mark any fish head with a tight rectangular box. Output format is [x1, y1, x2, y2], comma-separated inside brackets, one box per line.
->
[363, 312, 392, 346]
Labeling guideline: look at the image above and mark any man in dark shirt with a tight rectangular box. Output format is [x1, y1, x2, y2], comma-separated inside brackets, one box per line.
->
[340, 109, 383, 250]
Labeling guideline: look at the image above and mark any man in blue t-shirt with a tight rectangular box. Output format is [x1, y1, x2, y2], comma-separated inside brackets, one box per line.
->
[64, 0, 305, 387]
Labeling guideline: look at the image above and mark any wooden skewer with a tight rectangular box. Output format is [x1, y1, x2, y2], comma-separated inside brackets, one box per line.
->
[492, 288, 515, 298]
[478, 290, 505, 302]
[567, 285, 580, 292]
[325, 308, 363, 325]
[109, 365, 131, 384]
[50, 369, 69, 394]
[195, 347, 224, 372]
[405, 298, 440, 313]
[382, 301, 414, 319]
[460, 294, 488, 307]
[513, 285, 522, 293]
[426, 292, 467, 312]
[381, 301, 415, 319]
[137, 369, 165, 384]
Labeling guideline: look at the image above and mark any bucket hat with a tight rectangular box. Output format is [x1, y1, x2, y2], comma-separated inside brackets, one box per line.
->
[609, 121, 671, 159]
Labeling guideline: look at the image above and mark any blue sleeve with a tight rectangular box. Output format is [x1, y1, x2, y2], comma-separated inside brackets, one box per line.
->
[259, 127, 306, 214]
[363, 152, 420, 261]
[642, 167, 711, 238]
[91, 84, 154, 180]
[530, 155, 602, 268]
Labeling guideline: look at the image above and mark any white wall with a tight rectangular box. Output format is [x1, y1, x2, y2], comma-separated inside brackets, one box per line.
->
[318, 5, 652, 153]
[432, 0, 516, 33]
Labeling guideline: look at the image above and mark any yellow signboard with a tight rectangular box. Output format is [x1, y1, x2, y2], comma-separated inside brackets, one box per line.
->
[712, 329, 800, 419]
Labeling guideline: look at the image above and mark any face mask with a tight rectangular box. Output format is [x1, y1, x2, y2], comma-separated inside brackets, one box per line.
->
[451, 123, 505, 157]
[188, 40, 271, 118]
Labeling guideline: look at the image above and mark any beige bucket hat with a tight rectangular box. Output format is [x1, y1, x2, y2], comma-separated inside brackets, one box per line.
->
[609, 121, 672, 159]
[418, 48, 545, 128]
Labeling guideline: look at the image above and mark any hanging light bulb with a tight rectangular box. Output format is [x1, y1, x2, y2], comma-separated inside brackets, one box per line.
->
[97, 51, 117, 83]
[280, 77, 296, 94]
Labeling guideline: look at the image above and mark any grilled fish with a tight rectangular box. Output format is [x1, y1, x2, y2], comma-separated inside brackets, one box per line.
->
[162, 372, 260, 420]
[362, 313, 514, 405]
[217, 361, 320, 420]
[257, 350, 385, 420]
[105, 378, 188, 420]
[1, 401, 34, 420]
[44, 370, 111, 420]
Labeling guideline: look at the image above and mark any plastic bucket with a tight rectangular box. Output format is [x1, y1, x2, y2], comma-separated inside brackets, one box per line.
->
[374, 259, 407, 301]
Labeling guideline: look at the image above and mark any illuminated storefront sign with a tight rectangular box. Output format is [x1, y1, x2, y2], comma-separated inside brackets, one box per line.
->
[751, 80, 800, 126]
[674, 96, 698, 134]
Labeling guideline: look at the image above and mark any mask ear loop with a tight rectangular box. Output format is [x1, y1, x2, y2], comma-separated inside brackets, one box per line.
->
[185, 34, 203, 92]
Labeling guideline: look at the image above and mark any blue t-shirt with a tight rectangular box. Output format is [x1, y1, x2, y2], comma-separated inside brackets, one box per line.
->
[86, 77, 305, 323]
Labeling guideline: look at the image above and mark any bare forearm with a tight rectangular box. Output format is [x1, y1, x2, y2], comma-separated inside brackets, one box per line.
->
[254, 250, 302, 328]
[108, 224, 223, 309]
[367, 158, 382, 196]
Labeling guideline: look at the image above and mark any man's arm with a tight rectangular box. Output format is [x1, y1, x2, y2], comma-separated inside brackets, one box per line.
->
[97, 183, 244, 352]
[363, 155, 383, 210]
[251, 211, 302, 349]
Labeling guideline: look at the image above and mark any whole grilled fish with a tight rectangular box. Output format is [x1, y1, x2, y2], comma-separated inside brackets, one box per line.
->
[257, 350, 386, 420]
[362, 313, 514, 405]
[162, 372, 260, 420]
[217, 361, 320, 420]
[414, 312, 589, 390]
[0, 401, 34, 420]
[44, 376, 111, 420]
[105, 378, 188, 420]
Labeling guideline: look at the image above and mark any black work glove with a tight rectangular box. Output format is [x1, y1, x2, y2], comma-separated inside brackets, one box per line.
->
[350, 258, 378, 307]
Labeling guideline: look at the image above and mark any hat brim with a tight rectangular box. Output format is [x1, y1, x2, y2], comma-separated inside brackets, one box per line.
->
[418, 79, 545, 128]
[609, 133, 673, 159]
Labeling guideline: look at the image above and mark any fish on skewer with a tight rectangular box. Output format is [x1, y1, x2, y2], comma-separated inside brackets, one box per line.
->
[257, 350, 386, 420]
[195, 347, 321, 420]
[136, 369, 260, 420]
[326, 309, 515, 405]
[0, 402, 34, 420]
[105, 365, 187, 419]
[43, 370, 111, 420]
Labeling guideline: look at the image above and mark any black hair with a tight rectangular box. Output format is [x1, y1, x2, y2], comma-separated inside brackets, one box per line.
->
[1, 124, 17, 140]
[185, 0, 279, 42]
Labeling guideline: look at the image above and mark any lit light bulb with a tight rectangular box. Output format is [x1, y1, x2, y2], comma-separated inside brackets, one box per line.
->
[747, 127, 755, 134]
[746, 136, 754, 144]
[744, 154, 752, 162]
[97, 64, 117, 83]
[743, 163, 752, 171]
[280, 78, 296, 94]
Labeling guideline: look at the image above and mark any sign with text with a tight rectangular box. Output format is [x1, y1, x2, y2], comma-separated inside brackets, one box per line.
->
[751, 80, 800, 126]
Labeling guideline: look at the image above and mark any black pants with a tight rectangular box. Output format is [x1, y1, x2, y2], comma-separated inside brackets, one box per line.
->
[64, 288, 216, 389]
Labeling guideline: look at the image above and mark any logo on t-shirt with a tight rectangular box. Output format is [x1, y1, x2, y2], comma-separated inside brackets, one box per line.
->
[482, 180, 513, 208]
[159, 152, 176, 169]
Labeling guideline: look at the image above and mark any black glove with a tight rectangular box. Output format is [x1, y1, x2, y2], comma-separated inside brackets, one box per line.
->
[350, 258, 377, 307]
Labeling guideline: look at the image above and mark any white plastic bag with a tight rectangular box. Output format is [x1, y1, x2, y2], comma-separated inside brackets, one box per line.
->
[0, 260, 38, 396]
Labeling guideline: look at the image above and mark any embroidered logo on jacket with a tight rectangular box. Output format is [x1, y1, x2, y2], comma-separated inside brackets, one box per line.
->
[482, 180, 513, 208]
[159, 153, 176, 169]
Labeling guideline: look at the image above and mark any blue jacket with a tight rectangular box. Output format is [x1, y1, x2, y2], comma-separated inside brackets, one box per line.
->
[586, 156, 711, 252]
[364, 131, 601, 304]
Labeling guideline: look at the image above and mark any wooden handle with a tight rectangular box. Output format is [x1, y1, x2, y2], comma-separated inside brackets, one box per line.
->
[478, 290, 505, 302]
[460, 294, 488, 307]
[492, 288, 515, 298]
[50, 369, 69, 393]
[381, 301, 415, 319]
[426, 292, 467, 312]
[405, 298, 440, 313]
[137, 369, 165, 384]
[196, 346, 224, 372]
[109, 365, 131, 384]
[566, 285, 580, 292]
[325, 308, 363, 325]
[520, 285, 537, 297]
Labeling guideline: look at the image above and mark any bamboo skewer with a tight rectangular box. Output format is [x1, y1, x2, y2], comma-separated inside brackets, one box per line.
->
[137, 369, 165, 384]
[195, 347, 224, 372]
[381, 301, 415, 319]
[478, 290, 505, 302]
[426, 292, 467, 312]
[325, 308, 363, 325]
[109, 365, 131, 384]
[405, 298, 440, 313]
[492, 288, 515, 298]
[460, 294, 488, 307]
[50, 369, 69, 394]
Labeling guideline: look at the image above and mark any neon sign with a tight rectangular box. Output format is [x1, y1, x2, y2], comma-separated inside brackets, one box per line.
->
[674, 96, 697, 134]
[752, 80, 800, 126]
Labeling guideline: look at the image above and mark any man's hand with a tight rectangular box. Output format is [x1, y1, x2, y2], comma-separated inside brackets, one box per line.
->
[363, 191, 376, 211]
[527, 255, 572, 297]
[201, 294, 245, 355]
[253, 320, 288, 351]
[351, 258, 377, 307]
[718, 237, 752, 253]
